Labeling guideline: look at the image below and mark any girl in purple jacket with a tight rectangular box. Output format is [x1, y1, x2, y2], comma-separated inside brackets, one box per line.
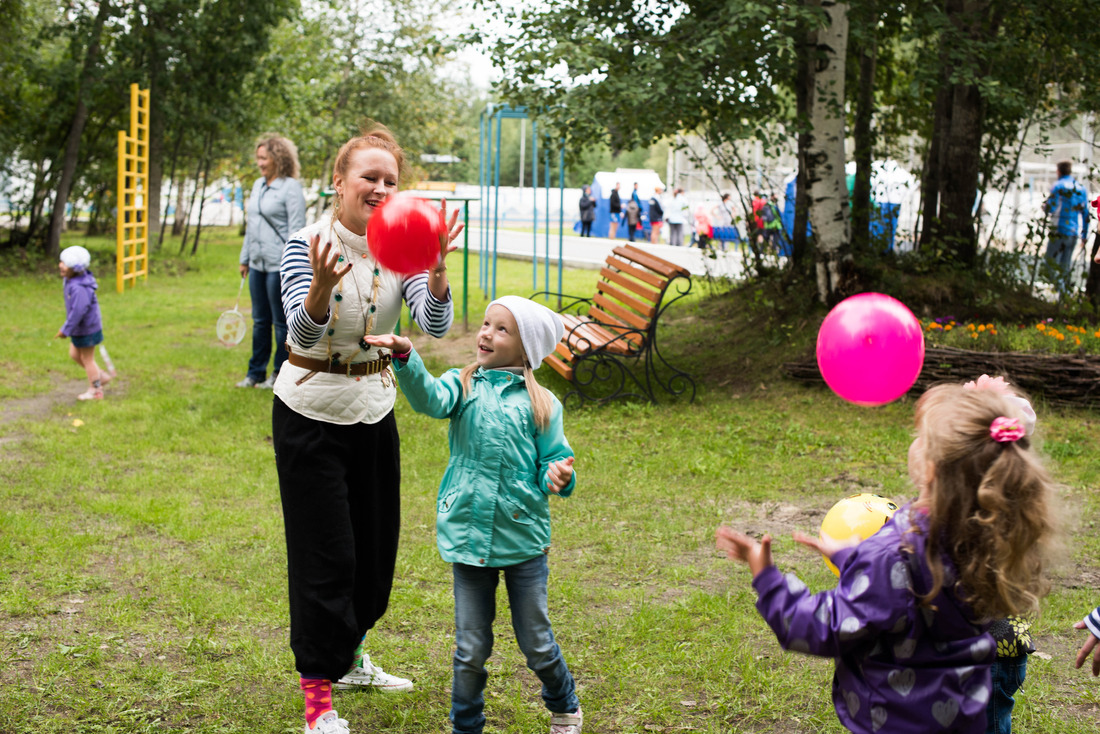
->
[717, 382, 1057, 733]
[56, 246, 114, 400]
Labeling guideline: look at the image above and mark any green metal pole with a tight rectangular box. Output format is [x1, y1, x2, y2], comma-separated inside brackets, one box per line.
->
[462, 201, 470, 331]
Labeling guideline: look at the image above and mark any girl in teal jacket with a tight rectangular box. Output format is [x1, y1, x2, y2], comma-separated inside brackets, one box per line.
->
[365, 295, 583, 734]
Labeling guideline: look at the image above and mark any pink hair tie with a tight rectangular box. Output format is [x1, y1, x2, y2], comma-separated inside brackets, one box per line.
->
[990, 416, 1025, 443]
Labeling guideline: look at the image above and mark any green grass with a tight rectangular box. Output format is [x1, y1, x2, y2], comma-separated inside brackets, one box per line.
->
[2, 228, 1100, 732]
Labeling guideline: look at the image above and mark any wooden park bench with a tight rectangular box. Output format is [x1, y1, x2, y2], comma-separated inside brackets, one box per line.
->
[532, 244, 696, 406]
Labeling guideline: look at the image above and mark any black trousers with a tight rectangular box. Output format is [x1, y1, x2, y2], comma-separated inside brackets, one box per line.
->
[272, 397, 401, 681]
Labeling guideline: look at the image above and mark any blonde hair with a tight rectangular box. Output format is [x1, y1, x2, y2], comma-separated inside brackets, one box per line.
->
[256, 134, 301, 179]
[911, 384, 1056, 619]
[458, 362, 554, 431]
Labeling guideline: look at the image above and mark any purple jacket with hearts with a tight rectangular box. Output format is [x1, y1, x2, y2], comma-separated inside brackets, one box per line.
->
[751, 505, 994, 733]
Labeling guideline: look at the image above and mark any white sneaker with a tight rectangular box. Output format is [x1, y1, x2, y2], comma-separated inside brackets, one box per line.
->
[235, 376, 257, 388]
[255, 374, 277, 389]
[305, 710, 349, 734]
[550, 708, 583, 734]
[335, 653, 414, 692]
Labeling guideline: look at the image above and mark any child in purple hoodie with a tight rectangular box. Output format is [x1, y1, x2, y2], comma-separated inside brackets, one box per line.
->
[56, 246, 114, 400]
[717, 381, 1057, 733]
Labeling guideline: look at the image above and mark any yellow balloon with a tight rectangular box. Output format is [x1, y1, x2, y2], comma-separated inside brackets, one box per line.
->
[821, 493, 899, 575]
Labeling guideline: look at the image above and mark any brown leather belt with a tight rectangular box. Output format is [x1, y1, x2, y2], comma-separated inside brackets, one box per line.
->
[286, 350, 391, 376]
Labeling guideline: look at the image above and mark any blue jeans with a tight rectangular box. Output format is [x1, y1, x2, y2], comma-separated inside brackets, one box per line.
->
[1045, 235, 1077, 272]
[986, 654, 1027, 734]
[451, 555, 579, 734]
[247, 268, 287, 382]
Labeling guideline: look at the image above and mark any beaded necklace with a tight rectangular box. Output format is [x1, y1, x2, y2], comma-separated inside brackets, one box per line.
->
[328, 219, 382, 367]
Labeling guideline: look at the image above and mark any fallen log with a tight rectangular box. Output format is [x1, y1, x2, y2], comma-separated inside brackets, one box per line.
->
[782, 346, 1100, 407]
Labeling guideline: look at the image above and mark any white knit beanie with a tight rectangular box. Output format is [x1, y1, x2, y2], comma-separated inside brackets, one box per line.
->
[488, 295, 564, 367]
[60, 246, 91, 272]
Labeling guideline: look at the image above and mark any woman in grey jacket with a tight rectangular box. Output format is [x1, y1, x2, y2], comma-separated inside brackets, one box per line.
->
[237, 134, 307, 388]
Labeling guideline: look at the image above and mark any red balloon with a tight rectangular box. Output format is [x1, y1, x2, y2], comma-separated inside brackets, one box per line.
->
[816, 293, 925, 406]
[366, 195, 442, 275]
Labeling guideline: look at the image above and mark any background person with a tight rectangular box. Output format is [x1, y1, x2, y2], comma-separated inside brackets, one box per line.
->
[56, 245, 115, 401]
[665, 187, 687, 246]
[608, 183, 622, 239]
[273, 122, 463, 734]
[624, 197, 642, 242]
[578, 186, 595, 237]
[1043, 160, 1089, 290]
[648, 186, 664, 244]
[237, 134, 307, 389]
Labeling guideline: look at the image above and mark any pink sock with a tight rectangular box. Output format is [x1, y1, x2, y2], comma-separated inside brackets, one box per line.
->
[300, 677, 333, 729]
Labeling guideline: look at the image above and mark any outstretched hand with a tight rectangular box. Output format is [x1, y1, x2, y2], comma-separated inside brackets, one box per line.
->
[1074, 620, 1100, 676]
[792, 529, 862, 563]
[437, 198, 464, 262]
[546, 456, 574, 494]
[362, 333, 413, 355]
[715, 526, 773, 578]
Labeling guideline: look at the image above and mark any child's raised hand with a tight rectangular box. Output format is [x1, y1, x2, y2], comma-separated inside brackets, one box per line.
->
[546, 456, 574, 494]
[715, 526, 773, 578]
[793, 529, 862, 564]
[362, 333, 413, 355]
[1074, 619, 1100, 676]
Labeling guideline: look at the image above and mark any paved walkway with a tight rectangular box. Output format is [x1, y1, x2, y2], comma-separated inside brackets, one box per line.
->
[463, 227, 747, 280]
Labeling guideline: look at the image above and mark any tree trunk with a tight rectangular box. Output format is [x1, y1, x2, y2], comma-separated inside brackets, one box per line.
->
[172, 171, 188, 236]
[147, 76, 164, 252]
[851, 30, 877, 254]
[792, 20, 812, 268]
[157, 132, 183, 252]
[918, 83, 951, 251]
[190, 134, 214, 255]
[806, 0, 850, 303]
[47, 0, 110, 259]
[923, 0, 1001, 265]
[939, 81, 983, 265]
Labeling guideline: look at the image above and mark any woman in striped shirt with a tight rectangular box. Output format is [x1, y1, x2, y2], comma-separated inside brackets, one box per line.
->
[273, 123, 463, 734]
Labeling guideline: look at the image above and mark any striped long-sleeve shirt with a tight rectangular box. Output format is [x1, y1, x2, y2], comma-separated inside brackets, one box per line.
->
[1085, 605, 1100, 639]
[273, 214, 454, 425]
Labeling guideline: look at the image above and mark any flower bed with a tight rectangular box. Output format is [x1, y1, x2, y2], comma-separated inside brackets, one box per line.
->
[921, 317, 1100, 355]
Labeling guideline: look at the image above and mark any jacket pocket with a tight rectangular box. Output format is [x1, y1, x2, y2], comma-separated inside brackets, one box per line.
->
[500, 492, 535, 525]
[438, 487, 461, 514]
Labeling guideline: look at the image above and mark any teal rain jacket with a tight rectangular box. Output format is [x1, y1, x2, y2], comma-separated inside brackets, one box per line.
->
[394, 349, 577, 568]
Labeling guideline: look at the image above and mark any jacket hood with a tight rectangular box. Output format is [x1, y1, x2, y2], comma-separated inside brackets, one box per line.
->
[68, 270, 98, 290]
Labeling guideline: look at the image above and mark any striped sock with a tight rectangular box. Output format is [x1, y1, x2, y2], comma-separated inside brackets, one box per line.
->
[300, 677, 333, 729]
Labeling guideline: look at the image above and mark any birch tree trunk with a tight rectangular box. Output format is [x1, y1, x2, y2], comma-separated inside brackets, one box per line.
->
[806, 0, 850, 303]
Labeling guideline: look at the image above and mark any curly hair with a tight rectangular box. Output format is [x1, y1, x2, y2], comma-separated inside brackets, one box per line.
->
[911, 384, 1057, 620]
[256, 134, 301, 179]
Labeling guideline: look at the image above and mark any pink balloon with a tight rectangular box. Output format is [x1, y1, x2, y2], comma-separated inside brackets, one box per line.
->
[816, 293, 925, 406]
